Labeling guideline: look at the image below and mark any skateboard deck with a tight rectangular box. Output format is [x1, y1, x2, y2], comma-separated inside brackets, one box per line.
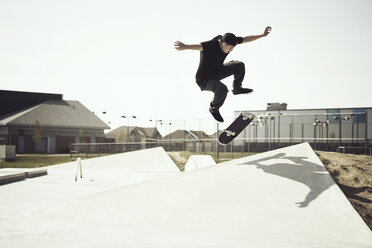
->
[218, 112, 256, 145]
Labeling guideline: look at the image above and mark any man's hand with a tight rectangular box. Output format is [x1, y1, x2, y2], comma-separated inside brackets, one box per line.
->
[174, 41, 203, 51]
[174, 41, 187, 51]
[242, 26, 272, 43]
[263, 26, 272, 37]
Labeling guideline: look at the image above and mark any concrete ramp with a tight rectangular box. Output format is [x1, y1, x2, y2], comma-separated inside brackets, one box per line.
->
[0, 147, 180, 229]
[48, 146, 179, 172]
[1, 143, 371, 247]
[39, 146, 180, 185]
[184, 155, 216, 171]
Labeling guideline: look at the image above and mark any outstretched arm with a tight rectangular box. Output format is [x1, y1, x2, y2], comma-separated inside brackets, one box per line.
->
[174, 41, 203, 51]
[241, 26, 272, 43]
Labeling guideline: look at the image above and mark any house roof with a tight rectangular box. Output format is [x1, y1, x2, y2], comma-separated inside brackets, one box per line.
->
[105, 126, 161, 139]
[0, 90, 62, 117]
[162, 130, 212, 140]
[188, 130, 212, 139]
[141, 127, 161, 138]
[0, 100, 110, 130]
[105, 126, 138, 138]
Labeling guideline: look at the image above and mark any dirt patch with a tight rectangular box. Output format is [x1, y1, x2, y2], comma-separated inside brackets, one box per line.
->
[167, 152, 190, 172]
[316, 151, 372, 230]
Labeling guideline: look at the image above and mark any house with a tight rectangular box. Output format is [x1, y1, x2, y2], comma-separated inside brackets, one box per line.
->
[162, 129, 214, 152]
[0, 90, 110, 153]
[106, 126, 161, 142]
[162, 129, 211, 140]
[105, 126, 162, 150]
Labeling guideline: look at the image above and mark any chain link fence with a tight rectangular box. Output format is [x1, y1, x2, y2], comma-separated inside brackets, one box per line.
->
[71, 111, 371, 157]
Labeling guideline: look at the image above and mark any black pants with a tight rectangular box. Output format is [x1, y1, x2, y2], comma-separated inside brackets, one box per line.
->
[198, 60, 245, 109]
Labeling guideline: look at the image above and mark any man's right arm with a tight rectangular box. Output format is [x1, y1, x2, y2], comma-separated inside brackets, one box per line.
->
[174, 41, 203, 51]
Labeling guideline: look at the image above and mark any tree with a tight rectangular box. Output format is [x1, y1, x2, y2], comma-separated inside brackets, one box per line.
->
[79, 129, 85, 143]
[32, 120, 43, 144]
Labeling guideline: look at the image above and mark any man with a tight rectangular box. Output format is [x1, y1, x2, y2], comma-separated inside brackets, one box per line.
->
[174, 26, 272, 122]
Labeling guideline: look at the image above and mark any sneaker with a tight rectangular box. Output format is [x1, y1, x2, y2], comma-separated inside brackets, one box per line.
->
[209, 106, 224, 122]
[232, 87, 253, 95]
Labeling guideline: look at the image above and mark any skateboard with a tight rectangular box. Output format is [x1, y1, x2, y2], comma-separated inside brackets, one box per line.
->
[218, 112, 256, 145]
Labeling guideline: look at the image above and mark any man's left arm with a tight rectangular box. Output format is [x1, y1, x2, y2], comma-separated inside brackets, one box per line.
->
[241, 26, 272, 44]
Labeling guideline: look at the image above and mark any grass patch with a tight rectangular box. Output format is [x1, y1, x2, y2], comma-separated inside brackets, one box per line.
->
[0, 155, 77, 169]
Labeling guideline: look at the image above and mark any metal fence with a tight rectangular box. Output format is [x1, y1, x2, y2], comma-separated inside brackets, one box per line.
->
[70, 111, 372, 157]
[70, 137, 372, 158]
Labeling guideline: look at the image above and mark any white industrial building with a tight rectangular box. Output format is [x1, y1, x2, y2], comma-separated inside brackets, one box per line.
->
[234, 103, 371, 154]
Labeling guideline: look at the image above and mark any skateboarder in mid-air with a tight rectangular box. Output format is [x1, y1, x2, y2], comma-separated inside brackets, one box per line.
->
[174, 26, 272, 122]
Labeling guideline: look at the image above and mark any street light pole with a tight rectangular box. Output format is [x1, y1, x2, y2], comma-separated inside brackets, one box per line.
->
[121, 115, 137, 141]
[149, 119, 163, 147]
[160, 121, 172, 151]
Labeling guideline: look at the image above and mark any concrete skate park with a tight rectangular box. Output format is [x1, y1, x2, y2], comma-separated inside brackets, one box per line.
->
[0, 143, 371, 247]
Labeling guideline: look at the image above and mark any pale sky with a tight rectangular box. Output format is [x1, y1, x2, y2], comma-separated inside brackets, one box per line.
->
[1, 0, 371, 134]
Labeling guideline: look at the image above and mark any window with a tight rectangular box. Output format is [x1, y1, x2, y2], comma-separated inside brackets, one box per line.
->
[327, 109, 340, 124]
[353, 108, 366, 123]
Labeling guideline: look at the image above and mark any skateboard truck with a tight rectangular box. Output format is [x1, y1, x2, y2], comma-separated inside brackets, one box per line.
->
[225, 130, 236, 137]
[241, 113, 254, 121]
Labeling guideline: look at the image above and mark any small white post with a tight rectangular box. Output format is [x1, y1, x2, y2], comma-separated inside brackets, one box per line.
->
[75, 157, 83, 182]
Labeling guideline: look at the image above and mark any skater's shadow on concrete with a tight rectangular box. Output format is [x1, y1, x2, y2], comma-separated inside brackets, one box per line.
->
[239, 153, 335, 208]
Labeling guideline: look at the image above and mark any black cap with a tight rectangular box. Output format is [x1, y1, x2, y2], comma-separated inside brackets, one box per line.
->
[222, 33, 238, 46]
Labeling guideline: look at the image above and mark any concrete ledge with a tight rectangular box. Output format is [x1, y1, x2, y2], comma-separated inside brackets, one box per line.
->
[0, 172, 26, 186]
[25, 169, 48, 178]
[0, 169, 48, 186]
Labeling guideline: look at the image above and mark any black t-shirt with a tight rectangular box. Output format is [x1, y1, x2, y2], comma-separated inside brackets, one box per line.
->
[196, 35, 243, 82]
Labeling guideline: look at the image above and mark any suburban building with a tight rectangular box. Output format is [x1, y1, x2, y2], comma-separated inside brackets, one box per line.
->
[106, 126, 162, 143]
[0, 90, 110, 153]
[162, 129, 213, 152]
[103, 126, 161, 151]
[234, 103, 372, 154]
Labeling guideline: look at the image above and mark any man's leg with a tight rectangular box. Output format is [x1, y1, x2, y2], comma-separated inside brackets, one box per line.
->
[204, 79, 228, 122]
[217, 60, 253, 95]
[221, 60, 245, 89]
[205, 79, 228, 109]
